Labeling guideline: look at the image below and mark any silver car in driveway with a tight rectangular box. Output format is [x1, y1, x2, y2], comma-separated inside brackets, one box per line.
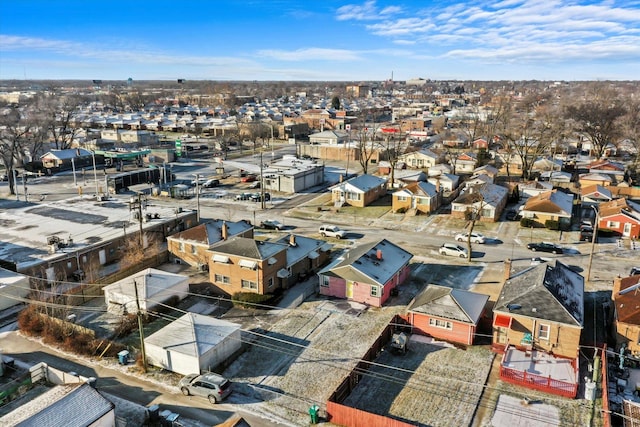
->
[179, 373, 231, 404]
[439, 243, 468, 258]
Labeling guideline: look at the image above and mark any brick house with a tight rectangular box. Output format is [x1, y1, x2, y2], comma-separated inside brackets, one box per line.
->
[318, 239, 413, 307]
[493, 260, 583, 358]
[612, 274, 640, 357]
[270, 234, 332, 288]
[391, 181, 440, 214]
[597, 198, 640, 239]
[407, 284, 489, 345]
[330, 174, 388, 208]
[519, 189, 574, 229]
[397, 148, 440, 169]
[450, 183, 508, 222]
[580, 184, 613, 206]
[167, 220, 254, 269]
[207, 237, 288, 296]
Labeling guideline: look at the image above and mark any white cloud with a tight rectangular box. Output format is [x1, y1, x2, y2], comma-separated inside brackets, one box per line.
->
[336, 0, 378, 21]
[257, 48, 363, 61]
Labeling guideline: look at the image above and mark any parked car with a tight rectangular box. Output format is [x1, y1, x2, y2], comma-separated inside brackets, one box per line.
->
[505, 210, 520, 221]
[630, 267, 640, 276]
[178, 373, 231, 404]
[439, 243, 468, 258]
[526, 242, 564, 254]
[455, 232, 486, 244]
[579, 229, 597, 242]
[0, 174, 8, 182]
[202, 179, 220, 188]
[235, 192, 253, 201]
[250, 192, 270, 202]
[260, 220, 284, 230]
[248, 181, 260, 189]
[240, 174, 257, 183]
[318, 225, 346, 239]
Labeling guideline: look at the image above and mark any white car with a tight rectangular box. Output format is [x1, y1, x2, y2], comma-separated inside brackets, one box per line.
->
[318, 225, 346, 239]
[455, 232, 486, 244]
[439, 243, 468, 258]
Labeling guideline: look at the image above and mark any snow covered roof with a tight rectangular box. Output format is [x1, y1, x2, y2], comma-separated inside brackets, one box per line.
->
[408, 284, 489, 325]
[103, 268, 188, 302]
[318, 239, 413, 287]
[145, 312, 240, 357]
[271, 234, 331, 266]
[495, 261, 584, 327]
[0, 383, 114, 426]
[331, 174, 387, 193]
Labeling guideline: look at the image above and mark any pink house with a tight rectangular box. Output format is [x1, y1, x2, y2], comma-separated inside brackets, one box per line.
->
[317, 239, 413, 307]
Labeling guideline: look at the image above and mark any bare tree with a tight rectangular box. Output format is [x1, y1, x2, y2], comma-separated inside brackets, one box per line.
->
[564, 84, 627, 159]
[0, 105, 32, 194]
[380, 128, 408, 188]
[501, 94, 556, 179]
[40, 94, 83, 150]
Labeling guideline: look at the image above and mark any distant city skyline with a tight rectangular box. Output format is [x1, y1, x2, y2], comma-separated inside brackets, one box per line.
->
[1, 0, 639, 82]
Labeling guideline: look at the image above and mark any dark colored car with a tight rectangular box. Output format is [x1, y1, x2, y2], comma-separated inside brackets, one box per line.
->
[505, 210, 520, 221]
[202, 179, 220, 188]
[527, 242, 564, 254]
[260, 220, 284, 230]
[250, 192, 270, 202]
[631, 267, 640, 276]
[579, 229, 597, 242]
[235, 192, 253, 201]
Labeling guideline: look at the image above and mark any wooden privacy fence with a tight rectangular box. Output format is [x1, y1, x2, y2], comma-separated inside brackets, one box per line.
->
[327, 315, 414, 426]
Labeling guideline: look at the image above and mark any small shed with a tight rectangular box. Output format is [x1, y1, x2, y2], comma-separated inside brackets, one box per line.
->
[103, 268, 189, 314]
[145, 312, 242, 375]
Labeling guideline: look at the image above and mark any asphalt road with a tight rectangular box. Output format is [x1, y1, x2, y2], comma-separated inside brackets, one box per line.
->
[0, 328, 292, 427]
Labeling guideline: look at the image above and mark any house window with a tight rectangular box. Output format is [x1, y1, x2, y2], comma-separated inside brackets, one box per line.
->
[268, 277, 274, 288]
[538, 324, 550, 340]
[320, 276, 329, 287]
[607, 221, 620, 228]
[191, 244, 197, 254]
[429, 318, 452, 330]
[214, 274, 230, 284]
[346, 191, 361, 201]
[398, 196, 407, 202]
[179, 242, 184, 252]
[241, 280, 258, 290]
[371, 286, 379, 297]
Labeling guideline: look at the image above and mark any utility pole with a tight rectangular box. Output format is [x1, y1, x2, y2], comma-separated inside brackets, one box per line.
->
[195, 173, 201, 223]
[586, 206, 599, 283]
[260, 151, 266, 210]
[129, 194, 145, 248]
[133, 279, 148, 373]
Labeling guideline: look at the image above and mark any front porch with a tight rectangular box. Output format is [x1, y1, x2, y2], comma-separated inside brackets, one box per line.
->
[499, 345, 579, 398]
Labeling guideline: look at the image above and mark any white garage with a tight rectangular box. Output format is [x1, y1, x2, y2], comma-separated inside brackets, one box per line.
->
[103, 268, 189, 314]
[144, 312, 242, 375]
[0, 268, 30, 311]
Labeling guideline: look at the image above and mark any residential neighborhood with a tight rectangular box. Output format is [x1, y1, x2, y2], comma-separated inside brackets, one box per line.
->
[1, 77, 639, 427]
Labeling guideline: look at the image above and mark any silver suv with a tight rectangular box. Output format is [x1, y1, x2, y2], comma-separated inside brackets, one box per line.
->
[319, 225, 346, 239]
[179, 373, 231, 404]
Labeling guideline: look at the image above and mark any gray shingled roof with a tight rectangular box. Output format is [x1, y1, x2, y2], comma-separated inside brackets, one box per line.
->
[494, 261, 584, 326]
[3, 383, 114, 426]
[318, 239, 412, 286]
[408, 284, 489, 325]
[210, 236, 284, 260]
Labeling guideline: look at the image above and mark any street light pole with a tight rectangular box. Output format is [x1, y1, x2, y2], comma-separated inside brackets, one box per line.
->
[91, 151, 99, 197]
[195, 173, 201, 223]
[586, 205, 599, 283]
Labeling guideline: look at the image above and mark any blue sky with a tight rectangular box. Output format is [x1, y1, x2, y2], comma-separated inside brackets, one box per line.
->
[1, 0, 639, 81]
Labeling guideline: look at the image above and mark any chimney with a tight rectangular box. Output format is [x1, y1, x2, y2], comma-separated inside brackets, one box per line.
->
[221, 222, 228, 240]
[376, 249, 383, 260]
[612, 276, 623, 299]
[289, 234, 296, 246]
[504, 258, 512, 282]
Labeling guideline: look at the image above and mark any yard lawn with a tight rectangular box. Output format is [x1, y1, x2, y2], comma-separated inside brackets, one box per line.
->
[221, 300, 396, 424]
[342, 339, 494, 426]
